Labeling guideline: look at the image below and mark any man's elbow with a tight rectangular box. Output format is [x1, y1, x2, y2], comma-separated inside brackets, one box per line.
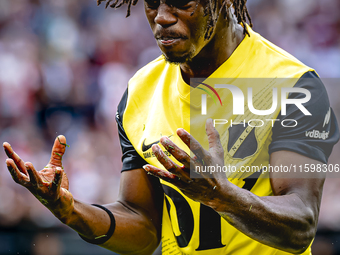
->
[132, 225, 160, 255]
[288, 231, 315, 254]
[122, 217, 161, 255]
[284, 212, 317, 254]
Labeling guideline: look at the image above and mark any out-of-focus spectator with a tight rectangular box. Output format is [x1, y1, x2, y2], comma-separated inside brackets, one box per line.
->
[33, 233, 62, 255]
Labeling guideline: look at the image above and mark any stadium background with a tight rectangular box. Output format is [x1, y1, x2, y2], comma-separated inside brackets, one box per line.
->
[0, 0, 339, 254]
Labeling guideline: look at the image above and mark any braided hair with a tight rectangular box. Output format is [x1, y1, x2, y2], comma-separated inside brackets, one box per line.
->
[96, 0, 252, 38]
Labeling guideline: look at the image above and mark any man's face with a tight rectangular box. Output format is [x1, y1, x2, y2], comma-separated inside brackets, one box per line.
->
[144, 0, 210, 64]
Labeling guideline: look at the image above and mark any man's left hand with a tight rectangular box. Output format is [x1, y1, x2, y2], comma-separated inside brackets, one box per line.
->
[143, 119, 228, 206]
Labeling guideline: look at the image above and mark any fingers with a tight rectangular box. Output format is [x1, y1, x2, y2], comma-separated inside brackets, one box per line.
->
[50, 167, 63, 194]
[177, 128, 207, 164]
[152, 144, 180, 174]
[6, 159, 29, 185]
[3, 142, 28, 175]
[143, 164, 183, 186]
[160, 137, 191, 169]
[205, 119, 224, 158]
[25, 162, 43, 186]
[152, 144, 192, 182]
[176, 120, 224, 160]
[49, 135, 68, 167]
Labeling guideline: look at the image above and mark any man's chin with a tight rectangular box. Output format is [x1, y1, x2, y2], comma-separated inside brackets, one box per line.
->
[162, 52, 193, 65]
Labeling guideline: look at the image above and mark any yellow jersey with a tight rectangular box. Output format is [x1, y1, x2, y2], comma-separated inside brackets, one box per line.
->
[115, 26, 339, 255]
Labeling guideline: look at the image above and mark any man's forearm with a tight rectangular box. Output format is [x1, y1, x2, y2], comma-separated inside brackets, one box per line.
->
[211, 183, 316, 254]
[57, 200, 160, 255]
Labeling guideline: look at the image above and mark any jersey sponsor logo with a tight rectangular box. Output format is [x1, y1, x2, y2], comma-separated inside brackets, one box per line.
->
[323, 107, 331, 127]
[305, 130, 329, 140]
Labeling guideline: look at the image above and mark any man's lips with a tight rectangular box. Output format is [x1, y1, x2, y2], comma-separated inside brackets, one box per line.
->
[157, 37, 185, 45]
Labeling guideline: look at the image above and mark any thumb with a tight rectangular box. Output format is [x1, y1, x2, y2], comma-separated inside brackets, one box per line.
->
[206, 119, 224, 157]
[49, 135, 68, 167]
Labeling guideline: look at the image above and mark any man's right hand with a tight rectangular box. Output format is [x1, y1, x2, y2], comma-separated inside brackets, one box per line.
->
[3, 136, 163, 254]
[3, 135, 74, 223]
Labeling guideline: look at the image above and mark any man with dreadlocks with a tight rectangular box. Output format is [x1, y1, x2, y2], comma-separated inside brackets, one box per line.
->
[3, 0, 339, 254]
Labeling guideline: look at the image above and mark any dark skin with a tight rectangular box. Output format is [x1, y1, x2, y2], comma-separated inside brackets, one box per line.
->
[145, 0, 245, 83]
[3, 0, 325, 254]
[4, 137, 163, 255]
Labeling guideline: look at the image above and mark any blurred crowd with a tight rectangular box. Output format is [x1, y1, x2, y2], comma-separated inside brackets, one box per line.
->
[0, 0, 339, 254]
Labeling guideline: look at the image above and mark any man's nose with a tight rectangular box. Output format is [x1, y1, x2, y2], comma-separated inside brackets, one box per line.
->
[154, 4, 177, 27]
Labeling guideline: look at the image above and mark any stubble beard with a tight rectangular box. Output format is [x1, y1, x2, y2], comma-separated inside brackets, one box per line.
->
[162, 49, 196, 65]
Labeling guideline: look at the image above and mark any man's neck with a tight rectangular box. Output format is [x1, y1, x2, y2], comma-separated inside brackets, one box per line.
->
[180, 23, 245, 86]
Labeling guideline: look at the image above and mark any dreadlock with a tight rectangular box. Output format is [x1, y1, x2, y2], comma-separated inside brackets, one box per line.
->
[97, 0, 252, 38]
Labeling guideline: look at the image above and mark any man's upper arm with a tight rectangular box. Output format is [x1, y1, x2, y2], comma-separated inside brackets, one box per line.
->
[117, 168, 163, 235]
[269, 71, 339, 163]
[115, 88, 164, 216]
[101, 89, 164, 253]
[116, 89, 149, 171]
[268, 71, 339, 224]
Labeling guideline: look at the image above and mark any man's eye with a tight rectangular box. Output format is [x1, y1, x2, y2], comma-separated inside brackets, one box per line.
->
[171, 0, 193, 9]
[146, 0, 159, 8]
[146, 0, 194, 9]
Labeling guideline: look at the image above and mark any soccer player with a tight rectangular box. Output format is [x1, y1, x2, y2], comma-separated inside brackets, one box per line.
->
[3, 0, 339, 254]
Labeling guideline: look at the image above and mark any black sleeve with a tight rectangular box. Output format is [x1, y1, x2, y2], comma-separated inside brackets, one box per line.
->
[269, 71, 340, 163]
[116, 88, 148, 171]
